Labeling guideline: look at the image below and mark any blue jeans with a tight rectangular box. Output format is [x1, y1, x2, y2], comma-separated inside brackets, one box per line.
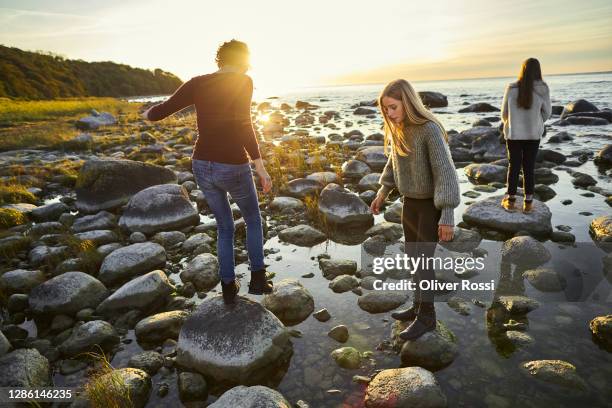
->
[192, 159, 265, 284]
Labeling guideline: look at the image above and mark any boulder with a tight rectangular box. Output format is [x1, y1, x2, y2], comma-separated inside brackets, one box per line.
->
[522, 267, 567, 292]
[318, 183, 374, 228]
[75, 111, 116, 130]
[180, 253, 220, 291]
[365, 367, 447, 408]
[0, 349, 50, 388]
[176, 297, 292, 385]
[589, 215, 612, 244]
[268, 197, 304, 213]
[0, 269, 46, 295]
[594, 144, 612, 168]
[331, 347, 361, 369]
[71, 210, 117, 233]
[285, 178, 323, 198]
[520, 360, 587, 392]
[135, 311, 189, 344]
[439, 228, 482, 253]
[560, 99, 598, 118]
[28, 272, 108, 315]
[463, 196, 552, 236]
[98, 242, 166, 287]
[392, 320, 458, 370]
[261, 279, 314, 325]
[458, 102, 500, 113]
[357, 291, 408, 313]
[464, 164, 507, 184]
[589, 315, 612, 349]
[341, 159, 372, 178]
[501, 236, 551, 267]
[278, 225, 327, 246]
[419, 91, 448, 108]
[319, 258, 357, 279]
[96, 270, 174, 316]
[75, 159, 177, 214]
[208, 385, 291, 408]
[118, 184, 199, 234]
[59, 320, 120, 356]
[356, 146, 387, 172]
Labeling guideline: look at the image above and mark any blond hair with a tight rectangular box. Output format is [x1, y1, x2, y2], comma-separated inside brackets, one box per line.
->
[378, 79, 447, 156]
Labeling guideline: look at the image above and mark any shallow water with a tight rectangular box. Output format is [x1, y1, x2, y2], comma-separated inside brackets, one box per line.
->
[25, 72, 612, 406]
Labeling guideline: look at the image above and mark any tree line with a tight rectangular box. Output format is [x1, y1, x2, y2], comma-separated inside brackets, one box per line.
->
[0, 45, 183, 99]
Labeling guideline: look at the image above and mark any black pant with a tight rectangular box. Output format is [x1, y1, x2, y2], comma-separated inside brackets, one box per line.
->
[505, 139, 540, 196]
[402, 197, 441, 303]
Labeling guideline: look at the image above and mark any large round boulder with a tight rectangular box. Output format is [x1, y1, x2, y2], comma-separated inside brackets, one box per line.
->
[176, 296, 293, 385]
[464, 163, 507, 184]
[419, 91, 448, 108]
[118, 184, 199, 234]
[28, 272, 108, 315]
[95, 270, 174, 317]
[98, 242, 166, 287]
[589, 215, 612, 244]
[261, 279, 314, 325]
[58, 320, 120, 357]
[180, 253, 220, 291]
[594, 144, 612, 168]
[356, 146, 387, 172]
[208, 385, 291, 408]
[501, 236, 551, 267]
[75, 159, 177, 214]
[560, 99, 598, 118]
[318, 183, 374, 228]
[392, 320, 458, 371]
[365, 367, 447, 408]
[0, 349, 50, 388]
[278, 225, 326, 246]
[463, 196, 552, 236]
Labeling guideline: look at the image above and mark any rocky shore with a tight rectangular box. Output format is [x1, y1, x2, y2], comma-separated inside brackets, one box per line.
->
[0, 89, 611, 407]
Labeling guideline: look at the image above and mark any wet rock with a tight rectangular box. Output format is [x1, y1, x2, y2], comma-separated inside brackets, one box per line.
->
[365, 222, 403, 241]
[589, 315, 612, 350]
[341, 159, 372, 178]
[329, 275, 359, 293]
[180, 253, 220, 291]
[331, 347, 361, 369]
[262, 279, 314, 325]
[520, 360, 587, 392]
[534, 184, 556, 201]
[96, 270, 174, 317]
[0, 349, 50, 388]
[28, 245, 69, 267]
[354, 107, 377, 115]
[564, 116, 608, 126]
[439, 228, 482, 253]
[550, 231, 575, 243]
[501, 236, 551, 267]
[268, 197, 305, 213]
[362, 235, 389, 256]
[318, 183, 374, 228]
[505, 331, 534, 347]
[464, 164, 507, 184]
[547, 131, 574, 143]
[75, 159, 177, 214]
[181, 233, 214, 253]
[128, 351, 164, 375]
[446, 296, 472, 315]
[176, 297, 292, 384]
[357, 291, 408, 313]
[285, 178, 323, 198]
[74, 229, 119, 246]
[28, 272, 108, 315]
[59, 320, 120, 357]
[356, 146, 387, 172]
[0, 269, 46, 295]
[118, 184, 199, 234]
[98, 242, 166, 287]
[328, 325, 349, 343]
[561, 99, 598, 118]
[208, 385, 291, 407]
[178, 371, 208, 402]
[383, 201, 402, 224]
[357, 173, 382, 192]
[31, 202, 69, 222]
[497, 295, 540, 314]
[523, 267, 567, 292]
[306, 171, 339, 185]
[75, 111, 116, 130]
[314, 308, 331, 322]
[365, 367, 447, 408]
[70, 211, 117, 233]
[278, 224, 326, 246]
[463, 196, 552, 236]
[571, 172, 597, 187]
[93, 368, 152, 408]
[459, 102, 499, 113]
[589, 215, 612, 243]
[319, 258, 357, 279]
[152, 231, 186, 248]
[537, 149, 566, 164]
[135, 311, 189, 344]
[594, 144, 612, 168]
[419, 91, 448, 108]
[393, 319, 458, 370]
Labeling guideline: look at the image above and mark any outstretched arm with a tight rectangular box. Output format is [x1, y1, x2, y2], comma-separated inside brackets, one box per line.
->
[143, 78, 195, 121]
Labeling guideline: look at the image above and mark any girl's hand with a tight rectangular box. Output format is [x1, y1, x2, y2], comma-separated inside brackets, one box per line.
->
[257, 168, 272, 193]
[370, 193, 385, 215]
[438, 225, 454, 242]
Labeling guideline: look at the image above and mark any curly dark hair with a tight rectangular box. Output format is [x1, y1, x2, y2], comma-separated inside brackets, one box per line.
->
[215, 39, 250, 68]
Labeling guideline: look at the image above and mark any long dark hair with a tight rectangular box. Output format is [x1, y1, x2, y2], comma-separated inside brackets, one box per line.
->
[516, 58, 543, 109]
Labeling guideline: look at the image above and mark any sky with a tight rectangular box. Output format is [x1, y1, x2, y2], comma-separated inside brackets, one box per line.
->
[1, 0, 611, 94]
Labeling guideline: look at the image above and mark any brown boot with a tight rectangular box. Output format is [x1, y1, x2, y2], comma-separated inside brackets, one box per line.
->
[523, 199, 533, 213]
[248, 269, 274, 295]
[501, 196, 517, 212]
[399, 302, 436, 341]
[220, 278, 241, 304]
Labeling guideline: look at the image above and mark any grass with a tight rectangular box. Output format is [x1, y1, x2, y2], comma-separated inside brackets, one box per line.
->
[80, 348, 133, 408]
[0, 184, 37, 205]
[0, 97, 134, 124]
[0, 97, 141, 152]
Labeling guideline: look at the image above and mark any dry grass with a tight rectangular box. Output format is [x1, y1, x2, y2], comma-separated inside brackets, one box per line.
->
[80, 348, 133, 408]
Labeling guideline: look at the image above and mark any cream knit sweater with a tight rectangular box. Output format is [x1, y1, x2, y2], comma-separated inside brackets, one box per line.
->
[376, 121, 460, 225]
[501, 80, 552, 140]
